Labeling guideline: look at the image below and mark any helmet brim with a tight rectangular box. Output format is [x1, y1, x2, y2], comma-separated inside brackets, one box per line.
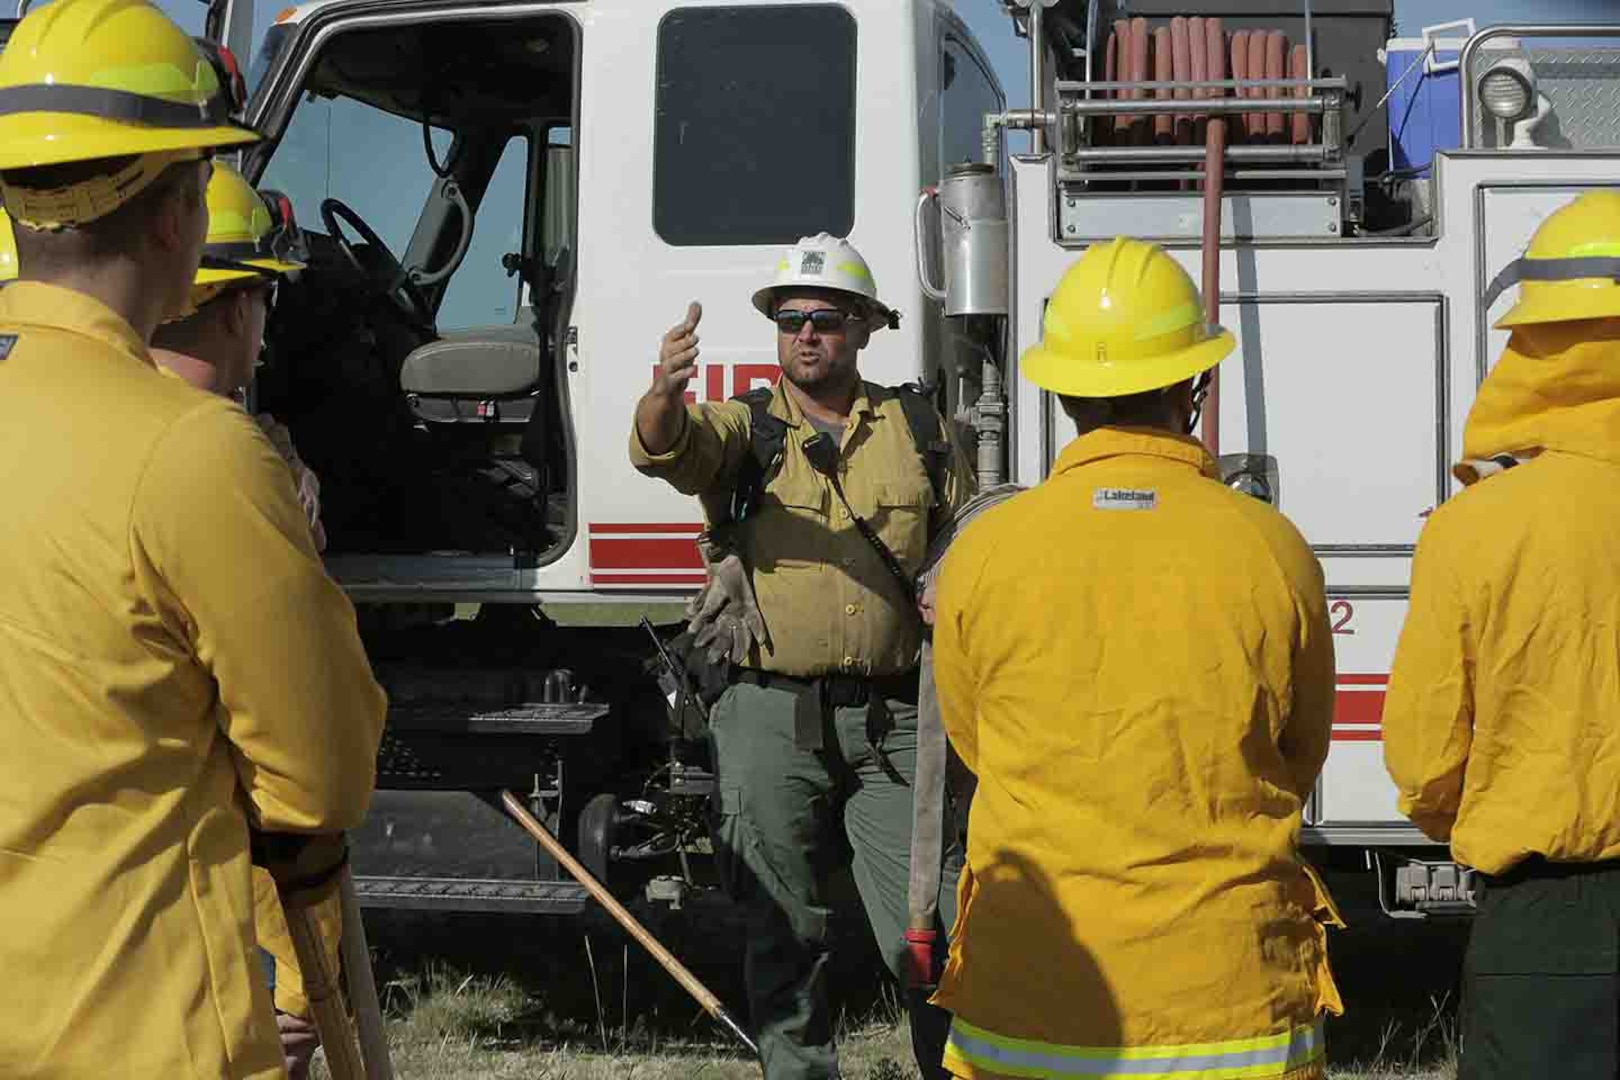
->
[0, 113, 259, 171]
[194, 255, 304, 286]
[751, 283, 897, 329]
[1021, 328, 1235, 398]
[1494, 288, 1620, 329]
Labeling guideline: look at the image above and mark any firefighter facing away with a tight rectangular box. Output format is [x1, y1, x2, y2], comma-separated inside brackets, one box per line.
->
[0, 1, 386, 1075]
[930, 237, 1344, 1080]
[630, 233, 976, 1080]
[152, 162, 332, 1080]
[1383, 190, 1620, 1080]
[0, 190, 332, 1079]
[148, 162, 328, 553]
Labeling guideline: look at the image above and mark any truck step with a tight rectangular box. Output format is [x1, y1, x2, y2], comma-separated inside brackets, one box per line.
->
[353, 875, 590, 914]
[387, 700, 608, 737]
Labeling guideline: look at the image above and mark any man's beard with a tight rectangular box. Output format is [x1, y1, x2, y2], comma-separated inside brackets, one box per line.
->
[783, 352, 853, 394]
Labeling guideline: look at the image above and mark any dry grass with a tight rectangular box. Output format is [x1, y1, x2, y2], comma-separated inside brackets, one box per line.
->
[312, 972, 914, 1079]
[309, 967, 1458, 1080]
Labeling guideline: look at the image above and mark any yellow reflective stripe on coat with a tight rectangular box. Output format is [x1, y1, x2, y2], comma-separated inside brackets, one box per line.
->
[945, 1017, 1325, 1078]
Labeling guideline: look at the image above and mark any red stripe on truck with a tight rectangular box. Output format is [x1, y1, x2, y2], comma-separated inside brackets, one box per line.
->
[1332, 675, 1388, 742]
[589, 536, 704, 571]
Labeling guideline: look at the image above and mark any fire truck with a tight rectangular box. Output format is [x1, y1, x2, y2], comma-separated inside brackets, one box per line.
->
[182, 0, 1619, 919]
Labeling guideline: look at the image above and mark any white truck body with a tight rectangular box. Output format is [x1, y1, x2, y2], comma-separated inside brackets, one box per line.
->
[227, 0, 1620, 913]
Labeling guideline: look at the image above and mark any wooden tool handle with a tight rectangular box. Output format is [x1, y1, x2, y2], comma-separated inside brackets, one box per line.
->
[282, 894, 366, 1080]
[336, 865, 395, 1080]
[499, 790, 729, 1020]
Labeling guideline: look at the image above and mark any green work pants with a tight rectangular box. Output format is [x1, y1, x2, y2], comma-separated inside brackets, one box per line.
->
[1460, 858, 1620, 1080]
[709, 680, 961, 1080]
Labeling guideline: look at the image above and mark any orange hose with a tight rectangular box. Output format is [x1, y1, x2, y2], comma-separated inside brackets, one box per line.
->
[1202, 19, 1226, 456]
[1153, 27, 1174, 145]
[1265, 31, 1286, 142]
[1247, 31, 1267, 139]
[1189, 16, 1208, 149]
[1229, 30, 1250, 143]
[1114, 19, 1136, 144]
[1103, 29, 1119, 145]
[1129, 17, 1150, 146]
[1290, 44, 1310, 145]
[1171, 17, 1193, 147]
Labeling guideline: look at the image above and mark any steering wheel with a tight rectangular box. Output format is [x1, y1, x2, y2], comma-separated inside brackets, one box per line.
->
[320, 197, 434, 328]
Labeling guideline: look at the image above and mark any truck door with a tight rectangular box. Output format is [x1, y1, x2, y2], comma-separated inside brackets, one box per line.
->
[239, 8, 582, 579]
[572, 3, 874, 592]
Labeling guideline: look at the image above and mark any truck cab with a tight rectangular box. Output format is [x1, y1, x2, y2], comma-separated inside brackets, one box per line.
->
[232, 0, 1004, 912]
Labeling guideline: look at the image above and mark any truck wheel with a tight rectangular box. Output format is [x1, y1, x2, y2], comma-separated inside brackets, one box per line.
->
[578, 791, 618, 885]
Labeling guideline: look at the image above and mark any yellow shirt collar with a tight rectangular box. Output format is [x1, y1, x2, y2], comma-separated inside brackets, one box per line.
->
[768, 377, 878, 428]
[0, 282, 153, 370]
[1052, 426, 1220, 479]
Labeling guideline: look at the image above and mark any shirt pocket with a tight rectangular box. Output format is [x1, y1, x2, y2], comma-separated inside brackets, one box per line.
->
[868, 476, 933, 567]
[751, 472, 830, 570]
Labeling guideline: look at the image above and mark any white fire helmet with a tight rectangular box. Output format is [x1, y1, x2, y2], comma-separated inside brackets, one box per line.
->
[751, 232, 900, 330]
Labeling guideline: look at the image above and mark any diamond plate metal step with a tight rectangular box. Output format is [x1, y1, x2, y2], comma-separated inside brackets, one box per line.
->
[353, 875, 590, 914]
[387, 700, 607, 737]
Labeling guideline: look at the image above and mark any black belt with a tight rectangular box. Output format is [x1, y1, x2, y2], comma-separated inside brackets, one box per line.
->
[733, 667, 919, 758]
[1484, 854, 1620, 888]
[733, 667, 919, 707]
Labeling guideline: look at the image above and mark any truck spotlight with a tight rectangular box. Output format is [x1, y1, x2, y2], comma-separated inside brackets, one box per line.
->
[1217, 454, 1281, 507]
[1478, 58, 1534, 122]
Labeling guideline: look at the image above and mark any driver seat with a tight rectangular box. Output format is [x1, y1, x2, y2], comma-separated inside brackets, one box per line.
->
[400, 323, 543, 425]
[400, 321, 558, 550]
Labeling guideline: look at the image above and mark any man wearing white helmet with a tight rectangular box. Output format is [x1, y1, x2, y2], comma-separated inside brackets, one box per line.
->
[631, 233, 975, 1079]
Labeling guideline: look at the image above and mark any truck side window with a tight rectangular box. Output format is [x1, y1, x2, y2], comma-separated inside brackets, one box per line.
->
[261, 93, 444, 256]
[941, 34, 1004, 174]
[654, 5, 856, 246]
[438, 134, 530, 331]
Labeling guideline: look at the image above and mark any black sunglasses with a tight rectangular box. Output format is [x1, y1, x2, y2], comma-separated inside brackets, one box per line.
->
[774, 308, 857, 335]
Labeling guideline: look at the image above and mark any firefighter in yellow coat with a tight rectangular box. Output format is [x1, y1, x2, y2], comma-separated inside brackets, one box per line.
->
[0, 1, 386, 1076]
[150, 163, 338, 1080]
[1383, 190, 1620, 1079]
[930, 238, 1343, 1080]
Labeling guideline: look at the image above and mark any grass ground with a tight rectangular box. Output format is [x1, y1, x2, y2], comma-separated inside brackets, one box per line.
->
[308, 876, 1466, 1080]
[313, 972, 1455, 1080]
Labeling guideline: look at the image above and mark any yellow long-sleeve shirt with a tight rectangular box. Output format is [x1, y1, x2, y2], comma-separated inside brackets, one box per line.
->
[932, 427, 1341, 1078]
[631, 378, 974, 677]
[0, 283, 386, 1078]
[1384, 320, 1620, 875]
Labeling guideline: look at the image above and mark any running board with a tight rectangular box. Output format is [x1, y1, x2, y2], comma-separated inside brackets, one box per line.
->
[387, 701, 607, 737]
[353, 875, 590, 914]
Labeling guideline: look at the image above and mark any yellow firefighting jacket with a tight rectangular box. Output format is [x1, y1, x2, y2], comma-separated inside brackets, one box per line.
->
[0, 283, 386, 1078]
[931, 427, 1343, 1079]
[1384, 318, 1620, 875]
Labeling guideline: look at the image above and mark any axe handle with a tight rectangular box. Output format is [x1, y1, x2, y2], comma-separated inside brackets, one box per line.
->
[282, 890, 366, 1080]
[499, 789, 760, 1059]
[336, 864, 395, 1080]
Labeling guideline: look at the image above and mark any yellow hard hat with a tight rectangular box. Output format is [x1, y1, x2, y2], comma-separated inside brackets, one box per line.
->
[0, 209, 16, 282]
[1486, 190, 1620, 329]
[0, 0, 259, 225]
[179, 161, 307, 314]
[1021, 237, 1234, 398]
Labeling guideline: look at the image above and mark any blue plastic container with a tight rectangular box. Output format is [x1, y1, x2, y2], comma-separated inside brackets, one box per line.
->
[1384, 35, 1467, 175]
